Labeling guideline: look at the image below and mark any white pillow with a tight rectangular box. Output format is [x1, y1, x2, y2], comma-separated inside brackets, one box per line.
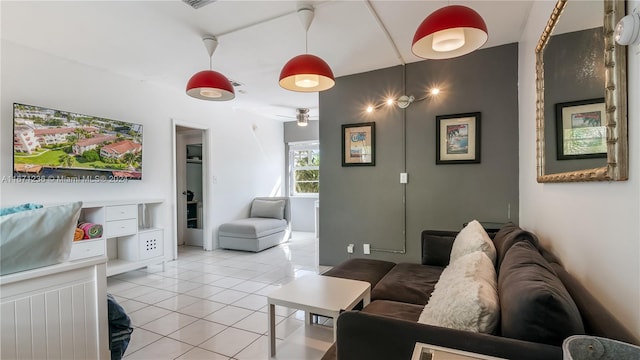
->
[0, 201, 82, 275]
[418, 251, 499, 333]
[450, 220, 496, 265]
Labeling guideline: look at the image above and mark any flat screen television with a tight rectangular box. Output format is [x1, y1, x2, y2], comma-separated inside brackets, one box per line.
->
[13, 103, 143, 181]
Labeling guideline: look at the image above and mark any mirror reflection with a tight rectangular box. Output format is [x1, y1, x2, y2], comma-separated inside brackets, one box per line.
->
[543, 0, 604, 174]
[536, 0, 628, 182]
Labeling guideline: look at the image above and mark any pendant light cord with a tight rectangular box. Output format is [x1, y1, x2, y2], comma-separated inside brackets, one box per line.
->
[370, 64, 408, 255]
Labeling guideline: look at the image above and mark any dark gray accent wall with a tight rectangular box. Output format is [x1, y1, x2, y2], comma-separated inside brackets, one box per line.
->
[319, 43, 519, 266]
[543, 27, 605, 174]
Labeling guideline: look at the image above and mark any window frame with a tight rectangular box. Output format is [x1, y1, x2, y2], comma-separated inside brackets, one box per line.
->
[288, 141, 319, 197]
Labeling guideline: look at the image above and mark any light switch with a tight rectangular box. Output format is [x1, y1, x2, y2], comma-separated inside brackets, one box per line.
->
[400, 172, 408, 184]
[363, 244, 370, 254]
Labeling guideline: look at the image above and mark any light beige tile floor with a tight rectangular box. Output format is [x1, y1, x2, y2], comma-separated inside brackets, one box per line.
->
[109, 232, 334, 360]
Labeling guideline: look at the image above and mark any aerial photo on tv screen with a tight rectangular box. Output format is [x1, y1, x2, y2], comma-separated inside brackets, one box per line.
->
[12, 103, 143, 182]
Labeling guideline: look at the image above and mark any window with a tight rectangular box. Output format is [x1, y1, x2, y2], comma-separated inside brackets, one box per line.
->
[289, 142, 319, 196]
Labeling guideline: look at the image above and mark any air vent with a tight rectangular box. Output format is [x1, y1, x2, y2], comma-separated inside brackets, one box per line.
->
[182, 0, 216, 10]
[228, 79, 244, 87]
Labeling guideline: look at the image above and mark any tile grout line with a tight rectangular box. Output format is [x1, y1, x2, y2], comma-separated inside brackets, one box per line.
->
[115, 233, 323, 360]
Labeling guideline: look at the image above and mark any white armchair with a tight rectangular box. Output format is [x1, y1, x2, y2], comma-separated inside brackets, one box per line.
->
[218, 197, 291, 252]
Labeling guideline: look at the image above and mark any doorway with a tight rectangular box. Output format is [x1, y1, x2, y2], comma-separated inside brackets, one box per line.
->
[183, 142, 203, 246]
[172, 121, 212, 259]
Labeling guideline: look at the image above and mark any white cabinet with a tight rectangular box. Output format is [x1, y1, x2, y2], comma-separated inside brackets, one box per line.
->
[69, 205, 106, 262]
[105, 204, 138, 238]
[69, 240, 105, 261]
[138, 230, 164, 260]
[71, 199, 165, 276]
[105, 204, 138, 221]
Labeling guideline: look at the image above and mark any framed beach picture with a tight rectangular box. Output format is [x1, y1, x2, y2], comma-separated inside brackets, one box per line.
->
[342, 122, 375, 166]
[436, 112, 481, 164]
[555, 98, 606, 160]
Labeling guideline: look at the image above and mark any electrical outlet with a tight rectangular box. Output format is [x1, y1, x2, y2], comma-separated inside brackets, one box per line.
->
[347, 244, 354, 254]
[363, 244, 370, 254]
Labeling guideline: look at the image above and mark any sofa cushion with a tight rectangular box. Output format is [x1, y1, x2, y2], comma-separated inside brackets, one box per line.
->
[492, 222, 539, 272]
[450, 220, 496, 265]
[362, 300, 423, 321]
[418, 251, 499, 334]
[323, 258, 396, 288]
[250, 199, 285, 219]
[218, 218, 287, 239]
[499, 241, 584, 346]
[421, 230, 456, 267]
[373, 263, 443, 305]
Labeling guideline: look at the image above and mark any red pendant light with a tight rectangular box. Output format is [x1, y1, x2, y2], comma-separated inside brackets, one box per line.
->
[412, 5, 488, 60]
[186, 35, 235, 101]
[279, 54, 334, 92]
[279, 6, 335, 92]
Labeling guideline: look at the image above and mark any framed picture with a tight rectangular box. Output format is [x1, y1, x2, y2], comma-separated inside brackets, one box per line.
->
[436, 112, 481, 164]
[342, 122, 375, 166]
[555, 98, 606, 160]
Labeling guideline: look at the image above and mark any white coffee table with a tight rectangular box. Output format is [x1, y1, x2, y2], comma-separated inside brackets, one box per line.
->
[411, 342, 506, 360]
[267, 274, 370, 357]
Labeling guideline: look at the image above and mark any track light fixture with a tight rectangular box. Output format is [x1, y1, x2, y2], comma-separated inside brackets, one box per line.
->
[365, 88, 440, 113]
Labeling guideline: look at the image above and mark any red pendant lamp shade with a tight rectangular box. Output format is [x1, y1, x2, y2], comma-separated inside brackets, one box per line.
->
[279, 54, 335, 92]
[412, 5, 488, 60]
[186, 35, 235, 101]
[279, 6, 335, 92]
[186, 70, 235, 101]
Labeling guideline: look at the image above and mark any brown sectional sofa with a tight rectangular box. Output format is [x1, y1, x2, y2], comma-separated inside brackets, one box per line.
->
[321, 223, 638, 360]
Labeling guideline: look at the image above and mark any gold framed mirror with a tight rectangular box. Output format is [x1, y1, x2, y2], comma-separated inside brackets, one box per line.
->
[536, 0, 628, 182]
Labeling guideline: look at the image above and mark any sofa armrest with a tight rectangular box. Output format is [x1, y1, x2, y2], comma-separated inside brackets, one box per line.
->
[336, 311, 562, 360]
[421, 230, 458, 266]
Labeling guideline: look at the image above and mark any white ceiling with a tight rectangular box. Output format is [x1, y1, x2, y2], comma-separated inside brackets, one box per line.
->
[1, 0, 536, 120]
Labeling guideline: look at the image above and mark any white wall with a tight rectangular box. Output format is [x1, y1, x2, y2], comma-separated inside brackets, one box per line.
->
[519, 0, 640, 340]
[290, 197, 316, 232]
[1, 40, 285, 257]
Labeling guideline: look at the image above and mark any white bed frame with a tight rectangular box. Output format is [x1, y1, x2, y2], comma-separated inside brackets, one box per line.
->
[1, 257, 109, 359]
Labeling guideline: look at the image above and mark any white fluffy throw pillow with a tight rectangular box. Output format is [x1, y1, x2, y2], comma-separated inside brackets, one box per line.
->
[450, 220, 496, 265]
[418, 251, 499, 333]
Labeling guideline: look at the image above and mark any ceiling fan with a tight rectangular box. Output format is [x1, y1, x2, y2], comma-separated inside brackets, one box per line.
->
[276, 107, 319, 126]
